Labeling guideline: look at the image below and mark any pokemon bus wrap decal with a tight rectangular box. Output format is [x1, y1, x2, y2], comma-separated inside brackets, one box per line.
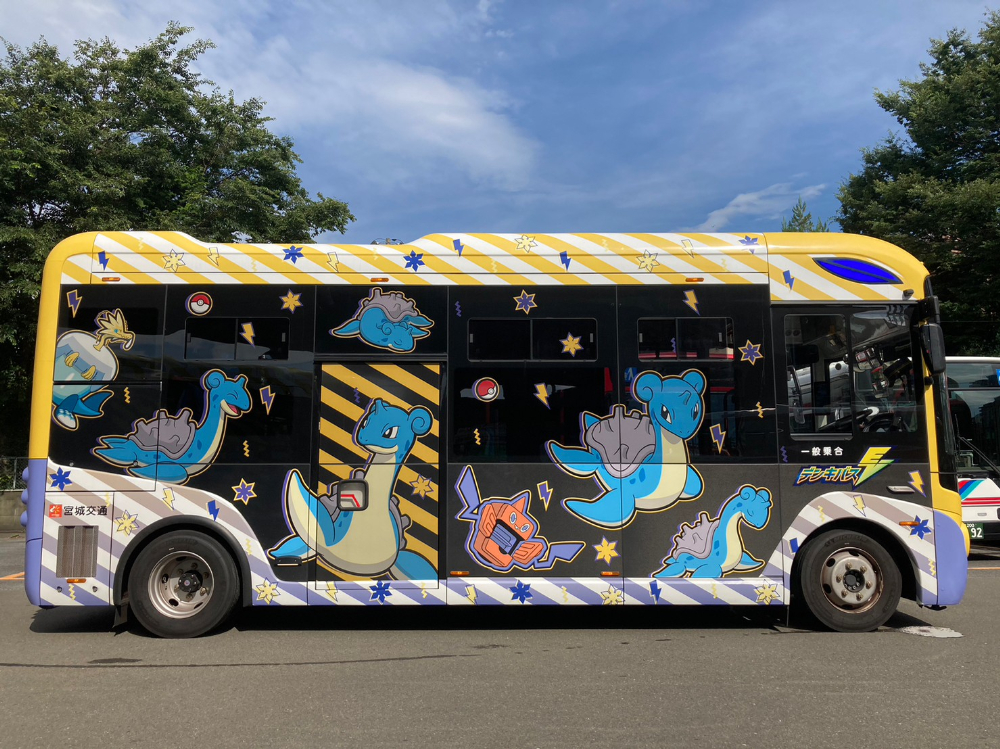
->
[546, 370, 705, 528]
[52, 307, 135, 429]
[268, 362, 441, 582]
[329, 288, 434, 353]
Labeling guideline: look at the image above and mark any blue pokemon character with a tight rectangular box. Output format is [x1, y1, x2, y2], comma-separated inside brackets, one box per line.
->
[653, 485, 772, 578]
[268, 398, 437, 580]
[330, 288, 433, 352]
[92, 369, 252, 483]
[546, 369, 705, 528]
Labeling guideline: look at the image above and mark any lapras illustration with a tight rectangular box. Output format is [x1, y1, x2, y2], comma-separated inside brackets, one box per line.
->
[329, 288, 433, 352]
[653, 485, 772, 578]
[52, 309, 136, 429]
[268, 398, 437, 580]
[455, 465, 585, 573]
[546, 369, 705, 528]
[92, 369, 252, 483]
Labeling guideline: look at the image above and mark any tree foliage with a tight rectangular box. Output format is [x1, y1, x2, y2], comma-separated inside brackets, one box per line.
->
[837, 11, 1000, 354]
[781, 197, 829, 232]
[0, 23, 354, 454]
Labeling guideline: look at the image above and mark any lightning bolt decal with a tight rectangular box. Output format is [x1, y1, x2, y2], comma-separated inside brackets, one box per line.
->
[124, 387, 130, 404]
[353, 388, 361, 404]
[783, 269, 795, 289]
[817, 505, 826, 523]
[207, 500, 220, 521]
[537, 481, 553, 511]
[161, 488, 175, 510]
[474, 428, 481, 446]
[649, 580, 661, 603]
[680, 238, 695, 257]
[710, 424, 726, 453]
[420, 582, 428, 599]
[66, 290, 82, 317]
[465, 585, 478, 604]
[68, 584, 76, 601]
[534, 383, 551, 409]
[756, 402, 764, 419]
[326, 252, 340, 272]
[454, 301, 462, 317]
[683, 290, 699, 315]
[207, 246, 220, 266]
[908, 471, 925, 496]
[561, 586, 569, 603]
[325, 581, 338, 603]
[559, 250, 570, 269]
[245, 539, 253, 556]
[259, 386, 275, 414]
[242, 440, 250, 457]
[240, 323, 255, 346]
[97, 251, 109, 271]
[929, 560, 936, 577]
[857, 447, 894, 484]
[711, 583, 718, 599]
[853, 495, 867, 516]
[453, 238, 464, 257]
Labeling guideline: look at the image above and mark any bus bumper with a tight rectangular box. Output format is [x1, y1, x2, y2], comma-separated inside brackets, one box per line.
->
[21, 459, 46, 607]
[931, 510, 968, 606]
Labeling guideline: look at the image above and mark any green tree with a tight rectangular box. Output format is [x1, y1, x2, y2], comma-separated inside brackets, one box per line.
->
[781, 197, 829, 232]
[837, 11, 1000, 355]
[0, 23, 354, 455]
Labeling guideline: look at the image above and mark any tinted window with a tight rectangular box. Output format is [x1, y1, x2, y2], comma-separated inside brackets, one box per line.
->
[639, 318, 733, 361]
[532, 319, 597, 360]
[185, 318, 289, 361]
[469, 319, 530, 360]
[469, 318, 597, 361]
[947, 362, 1000, 389]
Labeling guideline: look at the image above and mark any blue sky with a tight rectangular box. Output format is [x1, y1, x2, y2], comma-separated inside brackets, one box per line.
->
[3, 1, 993, 243]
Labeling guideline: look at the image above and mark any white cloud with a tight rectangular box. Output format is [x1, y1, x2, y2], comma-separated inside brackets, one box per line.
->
[0, 0, 538, 190]
[696, 182, 826, 232]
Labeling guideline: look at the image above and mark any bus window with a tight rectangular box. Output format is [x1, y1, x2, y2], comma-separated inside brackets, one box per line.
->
[785, 314, 851, 433]
[185, 317, 289, 361]
[468, 318, 598, 361]
[638, 318, 734, 361]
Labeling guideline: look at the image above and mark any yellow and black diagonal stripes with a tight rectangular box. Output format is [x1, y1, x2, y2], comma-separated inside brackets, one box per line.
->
[317, 363, 441, 570]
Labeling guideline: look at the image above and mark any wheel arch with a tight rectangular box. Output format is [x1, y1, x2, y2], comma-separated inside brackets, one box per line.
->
[113, 517, 253, 607]
[790, 517, 919, 603]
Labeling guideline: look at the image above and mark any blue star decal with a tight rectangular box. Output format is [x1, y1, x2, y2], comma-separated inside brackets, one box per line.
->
[283, 245, 304, 264]
[404, 250, 425, 272]
[50, 468, 72, 491]
[510, 580, 532, 603]
[513, 290, 537, 315]
[909, 516, 932, 540]
[739, 235, 759, 249]
[738, 340, 764, 366]
[370, 580, 392, 604]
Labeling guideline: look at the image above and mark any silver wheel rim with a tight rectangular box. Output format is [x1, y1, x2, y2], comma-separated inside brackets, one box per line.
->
[147, 551, 214, 620]
[820, 546, 882, 613]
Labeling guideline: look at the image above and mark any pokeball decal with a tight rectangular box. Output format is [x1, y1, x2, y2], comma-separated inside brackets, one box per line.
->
[473, 377, 500, 402]
[186, 292, 213, 316]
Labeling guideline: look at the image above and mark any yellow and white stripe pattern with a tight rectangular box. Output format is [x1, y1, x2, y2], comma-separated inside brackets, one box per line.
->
[50, 229, 929, 302]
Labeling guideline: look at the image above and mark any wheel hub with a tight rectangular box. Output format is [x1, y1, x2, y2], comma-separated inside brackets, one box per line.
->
[821, 547, 881, 612]
[176, 571, 203, 595]
[148, 551, 215, 620]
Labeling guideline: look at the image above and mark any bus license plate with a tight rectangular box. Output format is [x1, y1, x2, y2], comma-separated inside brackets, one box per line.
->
[966, 522, 984, 540]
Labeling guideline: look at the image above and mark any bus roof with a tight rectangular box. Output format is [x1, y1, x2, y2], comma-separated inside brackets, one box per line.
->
[44, 230, 928, 303]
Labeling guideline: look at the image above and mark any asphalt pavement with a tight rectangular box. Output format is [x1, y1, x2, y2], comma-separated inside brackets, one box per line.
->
[1, 532, 998, 749]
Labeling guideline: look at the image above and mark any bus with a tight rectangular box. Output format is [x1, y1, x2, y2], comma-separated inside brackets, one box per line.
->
[946, 356, 1000, 543]
[20, 230, 968, 637]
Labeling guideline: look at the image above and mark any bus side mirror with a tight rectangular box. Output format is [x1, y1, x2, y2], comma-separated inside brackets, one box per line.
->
[336, 480, 368, 512]
[920, 324, 947, 375]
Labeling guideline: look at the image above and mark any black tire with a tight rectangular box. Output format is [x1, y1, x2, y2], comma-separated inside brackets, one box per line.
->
[796, 529, 902, 633]
[127, 530, 240, 638]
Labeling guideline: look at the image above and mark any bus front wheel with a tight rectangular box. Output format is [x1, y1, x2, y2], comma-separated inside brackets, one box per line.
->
[128, 530, 240, 638]
[797, 529, 902, 632]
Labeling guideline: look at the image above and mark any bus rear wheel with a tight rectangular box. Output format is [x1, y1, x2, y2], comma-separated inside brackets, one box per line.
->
[128, 530, 239, 638]
[797, 529, 902, 633]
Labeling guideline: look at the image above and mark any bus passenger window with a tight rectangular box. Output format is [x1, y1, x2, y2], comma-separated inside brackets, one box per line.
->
[237, 318, 289, 360]
[785, 314, 851, 434]
[469, 319, 530, 361]
[185, 318, 236, 360]
[532, 318, 597, 360]
[639, 318, 733, 361]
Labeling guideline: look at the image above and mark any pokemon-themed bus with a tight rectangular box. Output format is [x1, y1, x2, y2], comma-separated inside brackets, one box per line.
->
[21, 230, 969, 637]
[946, 356, 1000, 544]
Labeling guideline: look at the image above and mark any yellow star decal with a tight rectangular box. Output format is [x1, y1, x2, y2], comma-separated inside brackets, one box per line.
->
[325, 581, 338, 603]
[600, 585, 624, 605]
[594, 537, 619, 565]
[410, 475, 433, 498]
[637, 249, 659, 272]
[114, 510, 139, 537]
[514, 234, 537, 253]
[560, 332, 583, 357]
[754, 583, 779, 605]
[162, 249, 185, 272]
[279, 290, 303, 313]
[256, 579, 280, 604]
